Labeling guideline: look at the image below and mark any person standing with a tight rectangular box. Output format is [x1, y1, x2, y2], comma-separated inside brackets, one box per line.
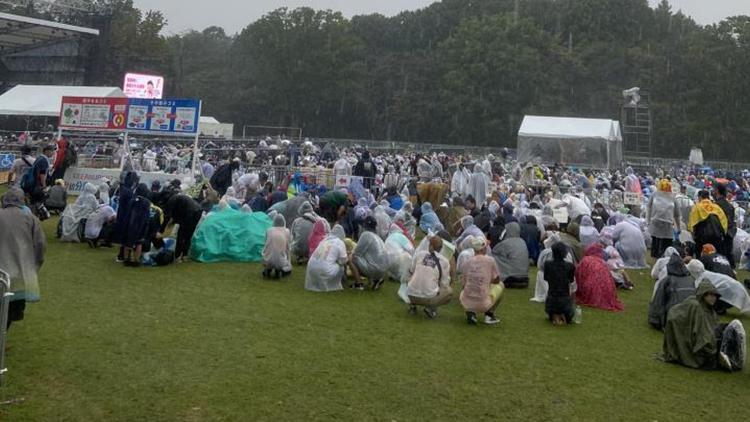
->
[646, 179, 681, 258]
[713, 184, 736, 268]
[689, 190, 727, 259]
[7, 146, 34, 187]
[0, 189, 46, 329]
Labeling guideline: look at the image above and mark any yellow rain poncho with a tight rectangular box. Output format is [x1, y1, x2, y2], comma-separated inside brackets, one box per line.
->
[688, 200, 728, 233]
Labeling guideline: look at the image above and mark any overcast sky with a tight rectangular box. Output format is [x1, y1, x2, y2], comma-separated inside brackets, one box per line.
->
[132, 0, 750, 34]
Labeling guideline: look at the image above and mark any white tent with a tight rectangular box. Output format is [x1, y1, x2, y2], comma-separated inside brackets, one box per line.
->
[0, 85, 125, 117]
[517, 115, 623, 169]
[199, 116, 234, 138]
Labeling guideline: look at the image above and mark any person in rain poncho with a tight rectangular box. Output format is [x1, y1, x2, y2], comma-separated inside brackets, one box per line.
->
[647, 179, 681, 258]
[45, 179, 68, 214]
[451, 164, 471, 199]
[520, 215, 542, 263]
[60, 182, 100, 242]
[419, 202, 444, 234]
[561, 193, 591, 224]
[372, 205, 392, 241]
[648, 254, 695, 331]
[221, 187, 242, 209]
[651, 247, 682, 284]
[383, 165, 402, 190]
[624, 167, 643, 215]
[663, 280, 746, 371]
[291, 201, 319, 263]
[233, 172, 259, 203]
[406, 235, 453, 319]
[612, 215, 648, 269]
[97, 179, 111, 207]
[460, 236, 503, 325]
[262, 214, 292, 279]
[395, 201, 417, 239]
[308, 218, 331, 258]
[445, 197, 469, 237]
[0, 188, 46, 329]
[84, 205, 117, 248]
[386, 224, 415, 299]
[456, 235, 477, 276]
[492, 222, 530, 288]
[687, 260, 750, 315]
[305, 225, 348, 293]
[455, 215, 484, 253]
[350, 216, 389, 290]
[544, 241, 577, 325]
[468, 163, 489, 206]
[674, 185, 694, 231]
[531, 234, 576, 303]
[578, 215, 600, 249]
[699, 244, 735, 279]
[575, 244, 624, 312]
[689, 190, 727, 256]
[333, 154, 352, 178]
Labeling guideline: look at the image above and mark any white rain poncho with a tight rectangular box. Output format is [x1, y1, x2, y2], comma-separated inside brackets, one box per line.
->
[456, 236, 476, 276]
[98, 180, 110, 206]
[60, 182, 100, 242]
[353, 230, 389, 281]
[373, 205, 392, 240]
[646, 190, 679, 239]
[688, 261, 750, 314]
[563, 193, 591, 222]
[454, 216, 484, 252]
[333, 156, 352, 178]
[531, 234, 575, 303]
[233, 172, 259, 202]
[263, 214, 292, 272]
[732, 228, 749, 267]
[468, 163, 489, 205]
[394, 201, 416, 238]
[650, 246, 681, 299]
[579, 215, 600, 249]
[451, 166, 471, 199]
[84, 205, 116, 240]
[612, 216, 648, 269]
[305, 225, 348, 292]
[291, 202, 318, 259]
[385, 225, 414, 288]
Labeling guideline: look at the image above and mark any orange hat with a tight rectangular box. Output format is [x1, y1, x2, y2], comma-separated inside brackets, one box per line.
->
[701, 244, 716, 256]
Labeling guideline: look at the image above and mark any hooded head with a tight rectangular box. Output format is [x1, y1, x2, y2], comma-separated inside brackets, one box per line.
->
[1, 188, 25, 209]
[666, 253, 690, 277]
[687, 259, 706, 279]
[695, 280, 720, 308]
[584, 243, 604, 259]
[363, 216, 378, 232]
[421, 202, 434, 214]
[273, 214, 286, 227]
[402, 201, 414, 213]
[83, 182, 98, 196]
[701, 244, 716, 257]
[657, 179, 672, 193]
[471, 236, 487, 252]
[331, 224, 346, 240]
[135, 183, 150, 199]
[460, 215, 474, 230]
[504, 222, 521, 238]
[551, 241, 568, 261]
[298, 201, 313, 215]
[580, 215, 594, 227]
[626, 167, 634, 176]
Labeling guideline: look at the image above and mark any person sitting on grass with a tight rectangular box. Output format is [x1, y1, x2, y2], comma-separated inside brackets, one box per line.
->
[262, 214, 292, 279]
[492, 222, 530, 288]
[648, 254, 695, 331]
[406, 235, 452, 319]
[574, 244, 624, 312]
[84, 205, 116, 248]
[544, 242, 577, 326]
[45, 179, 67, 215]
[305, 225, 348, 293]
[290, 201, 318, 264]
[460, 237, 503, 325]
[350, 216, 388, 290]
[699, 244, 736, 279]
[663, 280, 746, 372]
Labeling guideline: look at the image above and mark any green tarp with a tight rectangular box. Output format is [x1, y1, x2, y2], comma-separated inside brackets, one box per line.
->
[190, 208, 272, 263]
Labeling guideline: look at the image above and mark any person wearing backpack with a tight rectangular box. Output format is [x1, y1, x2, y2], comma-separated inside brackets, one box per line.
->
[50, 137, 75, 182]
[689, 190, 728, 259]
[7, 145, 34, 188]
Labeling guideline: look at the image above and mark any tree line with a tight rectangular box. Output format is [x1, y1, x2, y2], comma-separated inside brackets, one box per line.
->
[3, 0, 750, 160]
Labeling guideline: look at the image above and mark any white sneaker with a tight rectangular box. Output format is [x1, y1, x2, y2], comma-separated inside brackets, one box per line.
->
[484, 314, 500, 325]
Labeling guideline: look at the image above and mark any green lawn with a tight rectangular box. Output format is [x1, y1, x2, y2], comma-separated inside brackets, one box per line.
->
[0, 188, 748, 420]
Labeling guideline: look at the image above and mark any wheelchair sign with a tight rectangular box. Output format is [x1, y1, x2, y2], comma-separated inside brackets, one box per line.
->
[0, 154, 15, 171]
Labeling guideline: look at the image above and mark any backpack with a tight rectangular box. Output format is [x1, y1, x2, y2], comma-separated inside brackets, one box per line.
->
[695, 213, 724, 243]
[19, 157, 35, 193]
[62, 143, 77, 168]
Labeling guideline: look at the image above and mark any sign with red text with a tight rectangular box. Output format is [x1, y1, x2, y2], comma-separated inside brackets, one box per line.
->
[59, 97, 129, 131]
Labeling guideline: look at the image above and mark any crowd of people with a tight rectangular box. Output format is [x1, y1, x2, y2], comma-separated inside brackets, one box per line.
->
[1, 139, 749, 372]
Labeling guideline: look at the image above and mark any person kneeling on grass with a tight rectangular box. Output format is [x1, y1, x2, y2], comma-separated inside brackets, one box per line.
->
[305, 225, 348, 293]
[406, 235, 452, 319]
[544, 242, 576, 326]
[263, 214, 292, 279]
[460, 237, 503, 325]
[663, 280, 746, 372]
[350, 216, 388, 290]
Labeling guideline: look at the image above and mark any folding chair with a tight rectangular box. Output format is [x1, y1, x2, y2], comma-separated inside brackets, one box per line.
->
[0, 269, 12, 386]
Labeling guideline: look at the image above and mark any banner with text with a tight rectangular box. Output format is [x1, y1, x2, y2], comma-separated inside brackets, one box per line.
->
[59, 97, 201, 137]
[125, 98, 200, 136]
[59, 97, 129, 131]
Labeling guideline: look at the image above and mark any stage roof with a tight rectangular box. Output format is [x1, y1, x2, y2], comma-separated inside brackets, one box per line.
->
[0, 84, 125, 117]
[0, 12, 99, 56]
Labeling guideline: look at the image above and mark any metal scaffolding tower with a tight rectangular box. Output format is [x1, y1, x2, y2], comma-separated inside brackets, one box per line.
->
[621, 91, 653, 156]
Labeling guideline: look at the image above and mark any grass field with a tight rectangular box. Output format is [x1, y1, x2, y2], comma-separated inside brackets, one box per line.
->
[0, 187, 748, 420]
